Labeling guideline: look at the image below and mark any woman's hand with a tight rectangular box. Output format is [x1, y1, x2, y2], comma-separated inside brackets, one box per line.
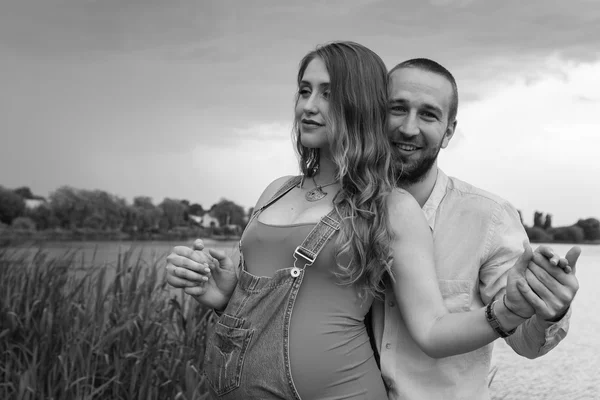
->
[166, 239, 238, 311]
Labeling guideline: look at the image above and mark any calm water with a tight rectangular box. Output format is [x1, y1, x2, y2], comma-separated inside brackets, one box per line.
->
[7, 241, 599, 399]
[490, 243, 600, 400]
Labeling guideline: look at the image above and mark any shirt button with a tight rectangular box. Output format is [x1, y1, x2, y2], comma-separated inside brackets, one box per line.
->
[385, 343, 392, 349]
[388, 301, 395, 308]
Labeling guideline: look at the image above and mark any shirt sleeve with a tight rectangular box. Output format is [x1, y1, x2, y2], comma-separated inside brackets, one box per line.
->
[479, 200, 571, 359]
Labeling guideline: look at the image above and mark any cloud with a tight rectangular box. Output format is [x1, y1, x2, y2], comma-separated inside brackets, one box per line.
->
[6, 0, 598, 66]
[429, 0, 476, 7]
[371, 0, 600, 76]
[0, 0, 224, 57]
[232, 122, 293, 142]
[440, 57, 600, 225]
[190, 127, 299, 208]
[1, 0, 598, 224]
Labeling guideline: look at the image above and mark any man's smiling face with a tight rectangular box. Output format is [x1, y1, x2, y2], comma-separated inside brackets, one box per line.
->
[387, 67, 456, 184]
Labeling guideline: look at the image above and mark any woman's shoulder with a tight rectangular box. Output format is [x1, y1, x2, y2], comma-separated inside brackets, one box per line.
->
[386, 189, 423, 223]
[254, 175, 300, 208]
[387, 188, 420, 208]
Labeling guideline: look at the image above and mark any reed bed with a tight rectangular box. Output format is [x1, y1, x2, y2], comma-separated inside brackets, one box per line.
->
[0, 247, 212, 400]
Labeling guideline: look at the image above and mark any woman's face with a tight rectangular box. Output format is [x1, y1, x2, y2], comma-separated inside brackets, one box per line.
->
[295, 57, 331, 150]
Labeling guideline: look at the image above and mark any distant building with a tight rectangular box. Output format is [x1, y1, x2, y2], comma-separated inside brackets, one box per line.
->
[223, 224, 242, 235]
[25, 198, 46, 209]
[189, 213, 220, 228]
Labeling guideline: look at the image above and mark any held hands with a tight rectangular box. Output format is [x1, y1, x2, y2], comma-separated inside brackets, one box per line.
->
[165, 239, 238, 311]
[505, 241, 580, 322]
[520, 245, 581, 322]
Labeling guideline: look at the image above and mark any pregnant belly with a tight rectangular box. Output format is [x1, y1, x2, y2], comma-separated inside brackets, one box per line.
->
[288, 289, 386, 399]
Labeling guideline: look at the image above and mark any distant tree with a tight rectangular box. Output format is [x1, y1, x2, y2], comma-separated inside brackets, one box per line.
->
[82, 212, 105, 230]
[25, 204, 57, 230]
[128, 196, 163, 233]
[189, 203, 204, 216]
[576, 218, 600, 241]
[526, 226, 553, 242]
[159, 198, 187, 230]
[158, 215, 170, 231]
[543, 214, 553, 230]
[0, 186, 26, 224]
[533, 211, 544, 229]
[179, 200, 191, 222]
[211, 199, 246, 226]
[133, 196, 154, 209]
[548, 226, 585, 243]
[49, 186, 87, 229]
[11, 216, 37, 231]
[13, 186, 35, 199]
[49, 186, 128, 230]
[84, 190, 128, 230]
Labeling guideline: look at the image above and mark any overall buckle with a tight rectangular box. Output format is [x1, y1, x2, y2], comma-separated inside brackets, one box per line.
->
[291, 246, 316, 277]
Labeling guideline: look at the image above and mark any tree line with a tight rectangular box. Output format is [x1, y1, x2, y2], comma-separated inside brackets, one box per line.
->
[519, 210, 600, 244]
[1, 185, 598, 244]
[0, 185, 250, 242]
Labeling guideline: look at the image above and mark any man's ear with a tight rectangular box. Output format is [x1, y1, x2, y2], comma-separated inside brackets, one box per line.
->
[441, 119, 457, 149]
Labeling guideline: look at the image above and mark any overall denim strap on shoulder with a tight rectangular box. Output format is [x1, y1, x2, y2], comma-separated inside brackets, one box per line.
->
[255, 176, 303, 216]
[239, 175, 303, 271]
[291, 208, 341, 277]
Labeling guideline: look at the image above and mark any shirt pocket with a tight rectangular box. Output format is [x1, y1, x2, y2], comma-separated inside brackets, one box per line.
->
[204, 313, 254, 396]
[438, 280, 472, 312]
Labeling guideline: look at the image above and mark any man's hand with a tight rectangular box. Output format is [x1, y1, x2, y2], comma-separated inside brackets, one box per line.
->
[165, 239, 238, 311]
[504, 242, 536, 319]
[519, 246, 581, 322]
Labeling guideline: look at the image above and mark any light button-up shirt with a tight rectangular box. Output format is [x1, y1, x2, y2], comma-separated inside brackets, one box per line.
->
[372, 169, 570, 400]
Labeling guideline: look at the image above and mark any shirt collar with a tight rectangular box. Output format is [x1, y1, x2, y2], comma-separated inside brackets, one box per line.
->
[421, 168, 449, 231]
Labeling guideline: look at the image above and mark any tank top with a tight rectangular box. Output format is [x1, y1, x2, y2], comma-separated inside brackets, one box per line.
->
[240, 216, 387, 399]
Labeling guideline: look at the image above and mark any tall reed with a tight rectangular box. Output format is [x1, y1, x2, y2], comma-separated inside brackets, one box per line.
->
[0, 246, 212, 400]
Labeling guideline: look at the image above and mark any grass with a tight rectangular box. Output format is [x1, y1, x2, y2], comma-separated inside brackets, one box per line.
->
[0, 246, 213, 400]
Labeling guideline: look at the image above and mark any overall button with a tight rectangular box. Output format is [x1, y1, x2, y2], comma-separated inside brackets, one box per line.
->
[385, 343, 392, 349]
[291, 267, 301, 277]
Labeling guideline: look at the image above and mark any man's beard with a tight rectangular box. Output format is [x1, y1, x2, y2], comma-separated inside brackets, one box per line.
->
[393, 144, 442, 186]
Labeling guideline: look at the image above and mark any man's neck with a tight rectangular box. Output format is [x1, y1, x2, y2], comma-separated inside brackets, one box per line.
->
[401, 165, 439, 208]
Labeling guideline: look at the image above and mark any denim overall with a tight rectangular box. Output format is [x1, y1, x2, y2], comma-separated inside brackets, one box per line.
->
[203, 176, 342, 399]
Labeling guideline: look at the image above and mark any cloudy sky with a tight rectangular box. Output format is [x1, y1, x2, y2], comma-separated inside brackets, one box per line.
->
[2, 0, 599, 226]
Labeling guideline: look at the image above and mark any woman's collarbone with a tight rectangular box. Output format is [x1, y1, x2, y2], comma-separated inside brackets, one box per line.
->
[259, 201, 334, 225]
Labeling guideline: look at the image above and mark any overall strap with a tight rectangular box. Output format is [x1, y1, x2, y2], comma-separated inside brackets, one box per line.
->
[239, 175, 303, 271]
[252, 176, 303, 217]
[291, 208, 342, 277]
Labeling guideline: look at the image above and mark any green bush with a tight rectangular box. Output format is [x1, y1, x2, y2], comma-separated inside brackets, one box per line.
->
[548, 225, 585, 243]
[525, 226, 553, 242]
[0, 247, 212, 399]
[10, 216, 37, 231]
[576, 218, 600, 241]
[0, 186, 26, 225]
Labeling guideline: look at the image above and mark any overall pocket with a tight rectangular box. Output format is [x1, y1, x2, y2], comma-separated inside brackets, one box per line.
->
[204, 313, 254, 396]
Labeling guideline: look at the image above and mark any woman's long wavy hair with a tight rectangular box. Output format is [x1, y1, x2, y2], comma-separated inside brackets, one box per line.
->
[292, 41, 396, 299]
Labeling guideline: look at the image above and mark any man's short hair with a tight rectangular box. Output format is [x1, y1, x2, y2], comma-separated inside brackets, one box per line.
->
[389, 58, 458, 125]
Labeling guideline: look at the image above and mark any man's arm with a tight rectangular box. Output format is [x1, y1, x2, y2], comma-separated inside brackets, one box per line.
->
[507, 246, 580, 356]
[479, 202, 576, 359]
